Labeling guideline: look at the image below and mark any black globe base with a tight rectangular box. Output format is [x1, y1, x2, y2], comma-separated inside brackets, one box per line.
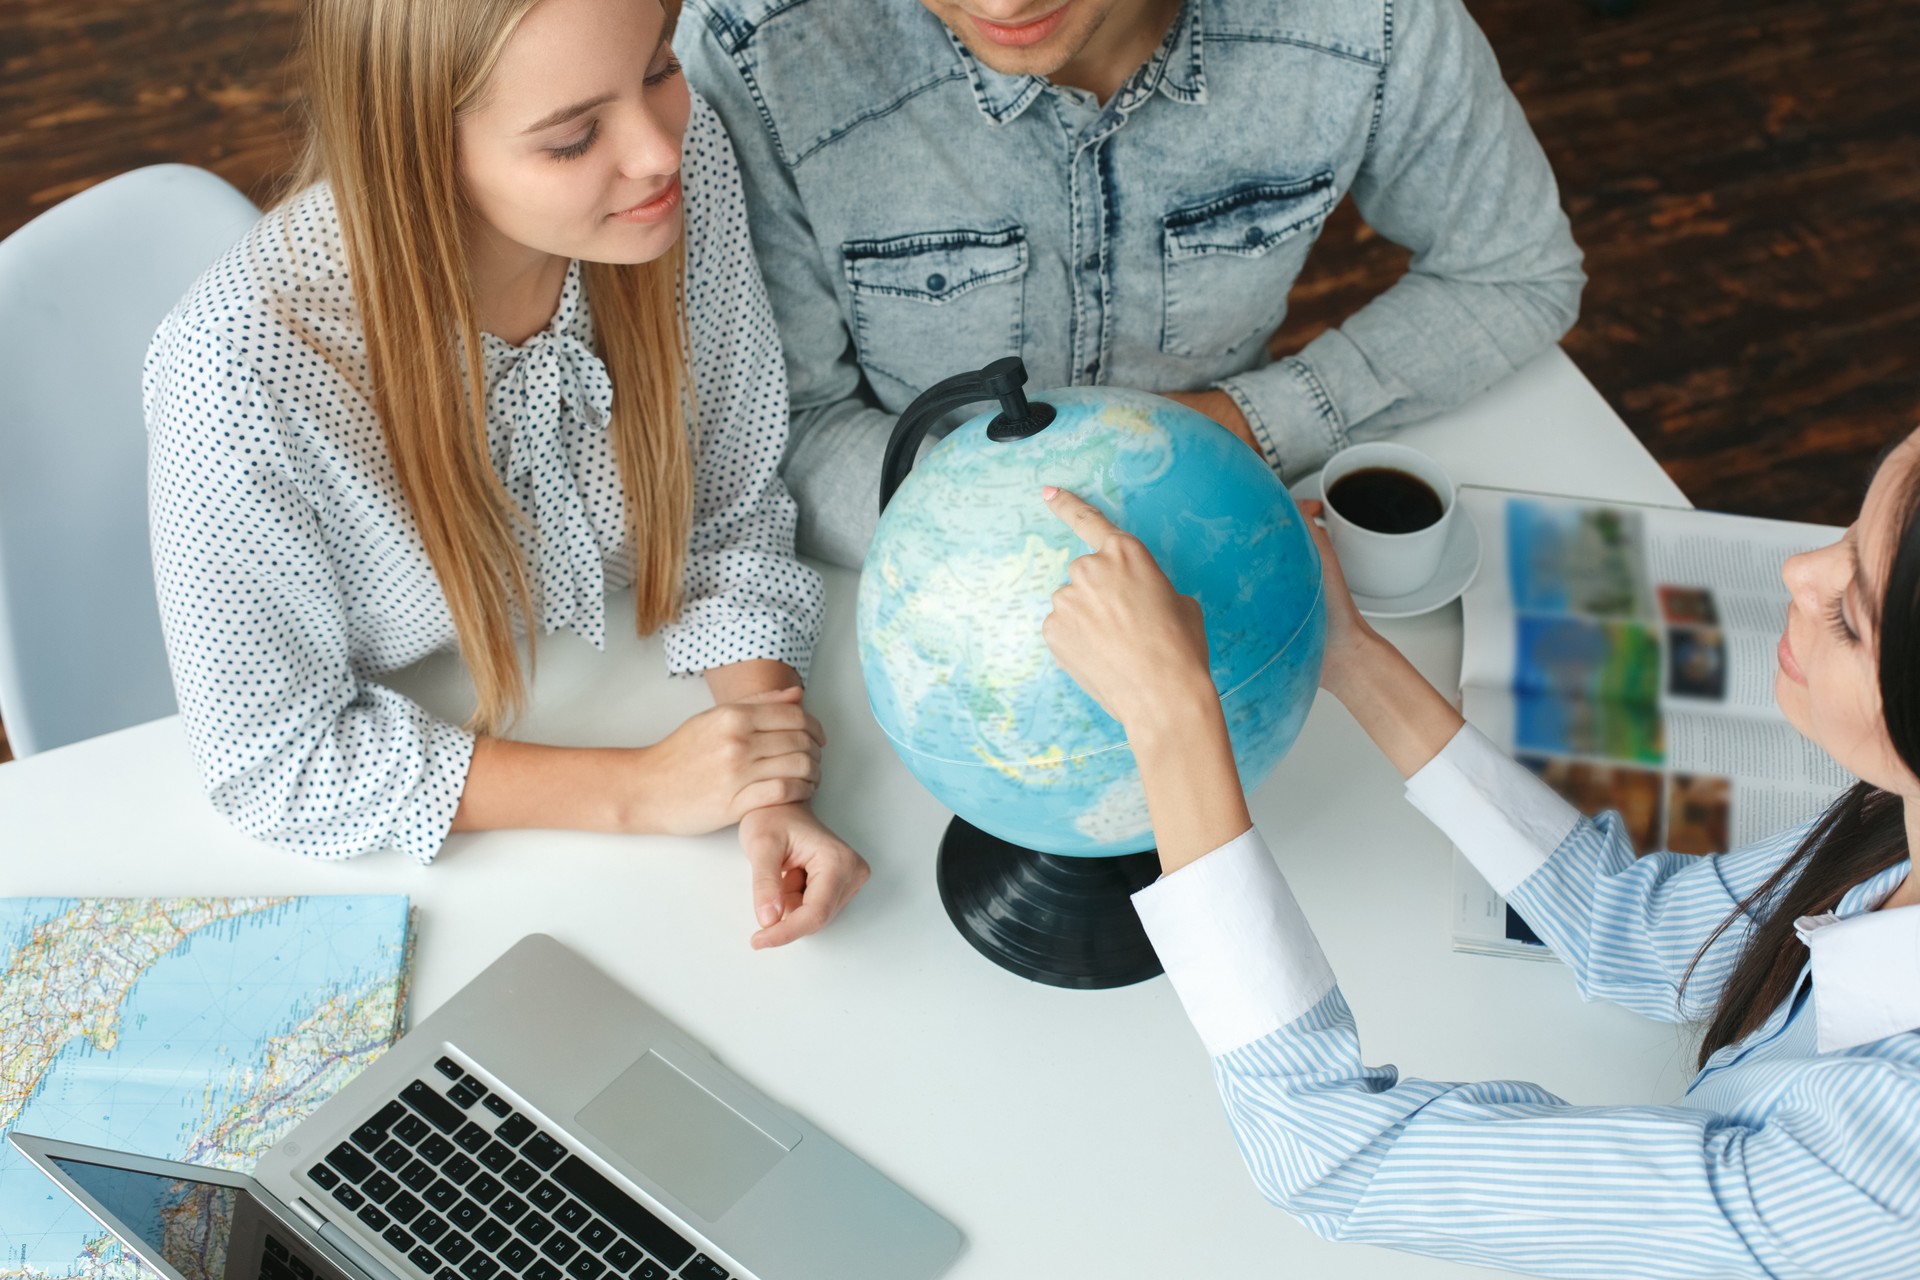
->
[936, 817, 1165, 990]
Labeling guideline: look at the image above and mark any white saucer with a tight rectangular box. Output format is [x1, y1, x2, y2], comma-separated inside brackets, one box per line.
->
[1288, 472, 1483, 619]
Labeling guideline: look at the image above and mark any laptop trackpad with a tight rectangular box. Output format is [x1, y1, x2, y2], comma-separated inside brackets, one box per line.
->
[575, 1049, 790, 1222]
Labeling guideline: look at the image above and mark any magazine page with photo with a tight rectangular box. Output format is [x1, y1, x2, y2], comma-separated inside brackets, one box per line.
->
[1448, 487, 1853, 958]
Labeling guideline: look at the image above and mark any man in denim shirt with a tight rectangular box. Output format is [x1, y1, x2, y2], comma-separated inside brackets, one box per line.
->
[678, 0, 1584, 567]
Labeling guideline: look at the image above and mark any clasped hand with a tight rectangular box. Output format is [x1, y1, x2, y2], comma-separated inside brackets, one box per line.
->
[641, 686, 869, 948]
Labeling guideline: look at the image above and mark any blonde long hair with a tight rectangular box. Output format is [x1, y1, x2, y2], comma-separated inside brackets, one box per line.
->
[292, 0, 693, 733]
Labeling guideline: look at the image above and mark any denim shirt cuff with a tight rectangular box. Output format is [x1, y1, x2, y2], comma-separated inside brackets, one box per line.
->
[1216, 357, 1348, 482]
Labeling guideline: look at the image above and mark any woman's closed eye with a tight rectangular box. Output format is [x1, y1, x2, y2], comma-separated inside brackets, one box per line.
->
[645, 56, 682, 87]
[546, 120, 599, 161]
[1828, 593, 1858, 645]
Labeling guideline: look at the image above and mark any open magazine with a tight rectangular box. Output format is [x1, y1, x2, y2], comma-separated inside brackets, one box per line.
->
[1449, 487, 1853, 960]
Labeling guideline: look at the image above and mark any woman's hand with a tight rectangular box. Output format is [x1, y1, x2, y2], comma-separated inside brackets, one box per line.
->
[631, 686, 824, 835]
[1296, 497, 1385, 701]
[738, 802, 871, 948]
[1040, 487, 1218, 733]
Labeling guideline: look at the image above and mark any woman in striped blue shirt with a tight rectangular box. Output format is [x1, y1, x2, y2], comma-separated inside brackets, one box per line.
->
[1034, 430, 1920, 1279]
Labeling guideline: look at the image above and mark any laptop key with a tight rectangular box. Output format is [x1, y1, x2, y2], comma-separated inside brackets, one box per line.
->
[539, 1234, 580, 1264]
[357, 1204, 391, 1232]
[308, 1164, 340, 1190]
[377, 1140, 413, 1172]
[264, 1237, 290, 1261]
[503, 1161, 540, 1193]
[327, 1143, 376, 1182]
[683, 1257, 729, 1280]
[521, 1134, 565, 1170]
[291, 1258, 313, 1279]
[409, 1247, 440, 1275]
[483, 1094, 514, 1119]
[457, 1123, 492, 1153]
[444, 1155, 481, 1185]
[493, 1192, 529, 1224]
[435, 1057, 464, 1081]
[476, 1221, 511, 1251]
[390, 1191, 425, 1224]
[426, 1180, 461, 1210]
[438, 1270, 461, 1280]
[421, 1135, 456, 1164]
[396, 1115, 432, 1146]
[496, 1114, 536, 1148]
[458, 1254, 499, 1280]
[263, 1259, 293, 1280]
[434, 1232, 475, 1265]
[529, 1181, 565, 1211]
[479, 1141, 517, 1173]
[468, 1173, 505, 1205]
[564, 1255, 604, 1280]
[553, 1201, 590, 1231]
[332, 1184, 366, 1211]
[499, 1240, 538, 1273]
[462, 1074, 487, 1094]
[632, 1264, 669, 1280]
[383, 1226, 415, 1253]
[517, 1213, 555, 1245]
[553, 1157, 695, 1270]
[527, 1264, 563, 1280]
[405, 1080, 467, 1133]
[602, 1241, 643, 1274]
[449, 1084, 484, 1109]
[401, 1159, 438, 1192]
[579, 1220, 614, 1252]
[449, 1199, 487, 1231]
[414, 1211, 450, 1243]
[365, 1171, 400, 1203]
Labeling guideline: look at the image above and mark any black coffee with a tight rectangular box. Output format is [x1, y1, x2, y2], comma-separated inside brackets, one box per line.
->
[1326, 466, 1444, 534]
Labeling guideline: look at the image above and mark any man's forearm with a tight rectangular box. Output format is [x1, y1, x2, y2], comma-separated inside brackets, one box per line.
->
[784, 398, 901, 567]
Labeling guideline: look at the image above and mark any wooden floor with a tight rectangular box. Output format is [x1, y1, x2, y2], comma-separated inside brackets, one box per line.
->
[1, 0, 1917, 763]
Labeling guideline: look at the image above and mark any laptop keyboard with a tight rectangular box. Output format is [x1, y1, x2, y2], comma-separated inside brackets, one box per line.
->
[302, 1056, 732, 1280]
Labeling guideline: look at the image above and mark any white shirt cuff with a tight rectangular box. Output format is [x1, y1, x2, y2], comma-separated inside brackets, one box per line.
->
[1131, 828, 1336, 1057]
[1403, 723, 1582, 897]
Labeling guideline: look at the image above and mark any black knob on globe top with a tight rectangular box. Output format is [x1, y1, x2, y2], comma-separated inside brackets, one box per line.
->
[872, 355, 1165, 991]
[877, 357, 1058, 515]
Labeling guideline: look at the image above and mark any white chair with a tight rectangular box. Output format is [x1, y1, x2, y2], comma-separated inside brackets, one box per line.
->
[0, 165, 258, 757]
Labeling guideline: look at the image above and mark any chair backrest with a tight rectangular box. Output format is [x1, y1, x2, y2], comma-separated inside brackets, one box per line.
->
[0, 165, 259, 757]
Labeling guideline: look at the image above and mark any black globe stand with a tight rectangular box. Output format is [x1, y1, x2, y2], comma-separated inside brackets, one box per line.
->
[937, 817, 1165, 990]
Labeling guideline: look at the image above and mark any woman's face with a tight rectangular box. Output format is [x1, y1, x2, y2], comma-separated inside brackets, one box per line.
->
[456, 0, 690, 268]
[1777, 430, 1920, 798]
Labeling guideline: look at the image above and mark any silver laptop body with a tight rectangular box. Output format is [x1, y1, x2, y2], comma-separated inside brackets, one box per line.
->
[14, 933, 960, 1280]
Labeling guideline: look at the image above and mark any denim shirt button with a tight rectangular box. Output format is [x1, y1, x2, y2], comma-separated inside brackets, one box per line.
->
[926, 272, 946, 293]
[1244, 226, 1264, 247]
[1081, 255, 1098, 271]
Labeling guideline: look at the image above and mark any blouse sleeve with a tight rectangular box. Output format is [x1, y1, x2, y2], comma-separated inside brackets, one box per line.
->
[145, 319, 473, 862]
[1132, 827, 1920, 1279]
[663, 92, 825, 681]
[1407, 723, 1814, 1022]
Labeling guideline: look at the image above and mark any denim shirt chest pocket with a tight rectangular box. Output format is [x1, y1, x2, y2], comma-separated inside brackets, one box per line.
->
[1160, 172, 1337, 359]
[841, 227, 1027, 398]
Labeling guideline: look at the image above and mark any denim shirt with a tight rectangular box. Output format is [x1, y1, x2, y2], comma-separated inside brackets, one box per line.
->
[680, 0, 1585, 566]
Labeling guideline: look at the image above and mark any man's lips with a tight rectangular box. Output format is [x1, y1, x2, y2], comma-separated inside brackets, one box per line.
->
[969, 3, 1070, 47]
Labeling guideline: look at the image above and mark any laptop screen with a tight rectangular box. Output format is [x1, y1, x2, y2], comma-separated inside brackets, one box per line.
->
[48, 1156, 357, 1280]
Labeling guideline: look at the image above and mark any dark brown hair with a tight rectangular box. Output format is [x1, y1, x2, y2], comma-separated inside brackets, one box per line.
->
[1684, 447, 1920, 1067]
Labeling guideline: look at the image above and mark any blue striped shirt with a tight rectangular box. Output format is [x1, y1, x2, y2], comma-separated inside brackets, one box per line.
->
[1132, 725, 1920, 1278]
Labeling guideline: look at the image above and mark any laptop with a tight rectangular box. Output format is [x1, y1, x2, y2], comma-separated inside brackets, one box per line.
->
[11, 933, 961, 1280]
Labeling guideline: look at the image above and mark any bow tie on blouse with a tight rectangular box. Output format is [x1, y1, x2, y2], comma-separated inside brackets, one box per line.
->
[487, 326, 616, 648]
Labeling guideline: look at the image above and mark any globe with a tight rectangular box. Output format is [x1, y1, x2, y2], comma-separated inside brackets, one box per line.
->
[857, 384, 1326, 861]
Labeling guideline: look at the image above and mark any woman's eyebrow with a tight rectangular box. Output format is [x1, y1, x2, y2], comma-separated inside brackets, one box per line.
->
[517, 30, 668, 135]
[520, 93, 615, 135]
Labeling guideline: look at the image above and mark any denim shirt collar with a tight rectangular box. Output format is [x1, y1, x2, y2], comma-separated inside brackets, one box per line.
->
[948, 0, 1207, 126]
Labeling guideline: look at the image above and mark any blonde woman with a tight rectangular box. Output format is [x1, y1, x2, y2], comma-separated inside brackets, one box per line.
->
[144, 0, 867, 946]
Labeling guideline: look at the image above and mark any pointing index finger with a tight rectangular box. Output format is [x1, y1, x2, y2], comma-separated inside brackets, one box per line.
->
[1043, 486, 1120, 551]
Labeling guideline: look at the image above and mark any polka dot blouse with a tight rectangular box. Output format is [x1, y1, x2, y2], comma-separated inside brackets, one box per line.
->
[144, 93, 824, 864]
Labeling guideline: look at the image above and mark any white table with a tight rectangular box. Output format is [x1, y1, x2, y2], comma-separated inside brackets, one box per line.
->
[1, 348, 1693, 1279]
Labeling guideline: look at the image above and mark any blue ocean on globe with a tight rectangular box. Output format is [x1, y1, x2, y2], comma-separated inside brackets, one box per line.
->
[857, 386, 1326, 858]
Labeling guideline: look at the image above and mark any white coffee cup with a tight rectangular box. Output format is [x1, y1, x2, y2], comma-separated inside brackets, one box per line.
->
[1315, 442, 1456, 599]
